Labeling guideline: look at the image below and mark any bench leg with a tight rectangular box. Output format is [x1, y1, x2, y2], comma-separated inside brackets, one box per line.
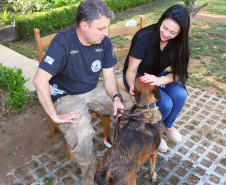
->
[101, 115, 111, 137]
[48, 116, 56, 136]
[66, 140, 74, 161]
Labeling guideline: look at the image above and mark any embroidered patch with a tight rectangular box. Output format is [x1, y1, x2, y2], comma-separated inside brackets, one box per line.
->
[44, 55, 55, 65]
[91, 60, 101, 72]
[70, 50, 79, 55]
[95, 48, 103, 53]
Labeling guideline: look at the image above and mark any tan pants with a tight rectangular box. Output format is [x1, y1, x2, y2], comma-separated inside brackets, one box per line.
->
[54, 82, 132, 185]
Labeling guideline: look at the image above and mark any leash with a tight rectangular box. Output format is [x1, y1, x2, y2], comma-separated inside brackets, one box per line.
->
[113, 103, 157, 142]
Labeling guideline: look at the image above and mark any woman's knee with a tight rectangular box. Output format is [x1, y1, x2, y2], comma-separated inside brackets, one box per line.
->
[173, 86, 187, 103]
[157, 95, 173, 117]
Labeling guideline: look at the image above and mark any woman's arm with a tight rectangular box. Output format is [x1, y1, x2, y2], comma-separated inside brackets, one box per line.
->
[126, 56, 142, 99]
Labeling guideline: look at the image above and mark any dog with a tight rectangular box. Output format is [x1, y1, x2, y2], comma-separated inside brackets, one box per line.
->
[95, 79, 162, 185]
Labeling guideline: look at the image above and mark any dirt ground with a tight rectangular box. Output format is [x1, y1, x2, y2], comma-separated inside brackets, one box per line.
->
[0, 12, 225, 184]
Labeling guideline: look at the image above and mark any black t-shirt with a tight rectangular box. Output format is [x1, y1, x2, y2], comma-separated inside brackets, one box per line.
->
[123, 28, 174, 76]
[39, 26, 117, 101]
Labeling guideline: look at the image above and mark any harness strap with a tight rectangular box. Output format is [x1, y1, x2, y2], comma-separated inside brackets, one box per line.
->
[113, 103, 157, 142]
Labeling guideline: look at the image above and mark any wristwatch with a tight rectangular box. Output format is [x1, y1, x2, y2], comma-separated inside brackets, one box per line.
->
[112, 93, 123, 102]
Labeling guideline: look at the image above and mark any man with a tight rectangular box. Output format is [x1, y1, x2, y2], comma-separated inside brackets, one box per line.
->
[33, 0, 131, 184]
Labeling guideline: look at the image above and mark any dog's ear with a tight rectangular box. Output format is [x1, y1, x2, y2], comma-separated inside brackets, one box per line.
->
[153, 86, 161, 100]
[134, 88, 141, 104]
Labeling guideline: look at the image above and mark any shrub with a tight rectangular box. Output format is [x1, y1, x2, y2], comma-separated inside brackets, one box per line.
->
[15, 0, 150, 36]
[104, 0, 150, 12]
[7, 0, 82, 14]
[16, 4, 79, 36]
[0, 63, 29, 113]
[0, 7, 17, 25]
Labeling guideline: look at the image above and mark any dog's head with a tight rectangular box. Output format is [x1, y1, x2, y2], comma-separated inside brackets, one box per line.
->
[134, 78, 161, 107]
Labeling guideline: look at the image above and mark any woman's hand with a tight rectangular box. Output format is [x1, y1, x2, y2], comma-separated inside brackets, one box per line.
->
[139, 73, 165, 86]
[129, 87, 136, 104]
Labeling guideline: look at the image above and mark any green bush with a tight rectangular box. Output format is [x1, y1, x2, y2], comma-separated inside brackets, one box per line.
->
[0, 63, 29, 112]
[0, 7, 17, 25]
[7, 0, 82, 14]
[15, 0, 150, 36]
[16, 4, 79, 36]
[104, 0, 150, 12]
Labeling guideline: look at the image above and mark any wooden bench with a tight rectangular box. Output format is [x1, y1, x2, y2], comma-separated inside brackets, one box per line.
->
[34, 16, 145, 161]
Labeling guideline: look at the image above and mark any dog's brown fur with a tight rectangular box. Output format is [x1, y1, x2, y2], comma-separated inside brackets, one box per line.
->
[95, 79, 162, 185]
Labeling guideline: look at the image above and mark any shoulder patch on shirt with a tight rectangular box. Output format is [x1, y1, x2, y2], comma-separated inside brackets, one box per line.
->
[95, 48, 103, 53]
[70, 50, 79, 55]
[44, 55, 55, 65]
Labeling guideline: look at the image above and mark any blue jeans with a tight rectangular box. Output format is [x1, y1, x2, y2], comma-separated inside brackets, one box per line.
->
[123, 72, 187, 128]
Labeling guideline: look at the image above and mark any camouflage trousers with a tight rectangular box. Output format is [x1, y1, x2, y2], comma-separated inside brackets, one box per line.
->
[53, 82, 132, 185]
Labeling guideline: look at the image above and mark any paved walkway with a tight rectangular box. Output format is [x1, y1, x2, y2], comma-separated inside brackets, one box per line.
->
[0, 45, 225, 184]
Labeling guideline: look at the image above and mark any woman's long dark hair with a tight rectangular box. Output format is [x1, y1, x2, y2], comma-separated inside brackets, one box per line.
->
[154, 5, 190, 86]
[127, 5, 190, 86]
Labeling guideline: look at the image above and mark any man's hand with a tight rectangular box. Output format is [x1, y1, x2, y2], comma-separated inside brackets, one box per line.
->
[52, 111, 80, 124]
[113, 98, 125, 117]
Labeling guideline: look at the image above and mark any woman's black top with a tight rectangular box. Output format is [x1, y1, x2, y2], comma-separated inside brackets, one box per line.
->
[123, 26, 174, 76]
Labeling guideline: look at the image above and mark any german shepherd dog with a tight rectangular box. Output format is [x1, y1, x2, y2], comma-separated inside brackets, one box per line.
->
[95, 79, 162, 185]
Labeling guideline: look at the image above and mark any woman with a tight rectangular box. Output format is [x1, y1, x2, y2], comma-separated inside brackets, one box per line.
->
[123, 5, 190, 152]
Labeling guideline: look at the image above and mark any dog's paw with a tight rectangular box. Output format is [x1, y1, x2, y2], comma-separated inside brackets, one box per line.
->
[152, 172, 157, 180]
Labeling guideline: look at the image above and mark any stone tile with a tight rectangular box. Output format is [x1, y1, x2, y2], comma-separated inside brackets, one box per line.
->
[23, 175, 36, 184]
[178, 147, 188, 155]
[183, 160, 193, 169]
[195, 147, 205, 155]
[200, 159, 212, 168]
[175, 167, 187, 177]
[180, 129, 189, 136]
[157, 168, 169, 178]
[187, 174, 200, 184]
[164, 160, 177, 170]
[39, 155, 51, 163]
[214, 166, 226, 176]
[194, 166, 206, 176]
[189, 153, 199, 161]
[209, 174, 220, 184]
[185, 141, 195, 148]
[62, 176, 76, 185]
[206, 152, 218, 161]
[168, 175, 180, 185]
[212, 145, 223, 153]
[171, 154, 182, 162]
[211, 114, 220, 121]
[201, 140, 211, 147]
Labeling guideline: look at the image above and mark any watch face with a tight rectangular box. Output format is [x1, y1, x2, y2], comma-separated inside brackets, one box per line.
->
[91, 60, 102, 72]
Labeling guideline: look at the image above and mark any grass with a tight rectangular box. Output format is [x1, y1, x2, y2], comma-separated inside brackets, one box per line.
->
[2, 0, 226, 98]
[198, 0, 226, 15]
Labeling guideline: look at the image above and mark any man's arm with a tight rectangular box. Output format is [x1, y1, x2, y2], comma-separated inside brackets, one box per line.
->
[33, 68, 79, 124]
[102, 67, 124, 116]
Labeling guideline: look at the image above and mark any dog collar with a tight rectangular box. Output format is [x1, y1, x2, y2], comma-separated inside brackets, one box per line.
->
[135, 103, 156, 113]
[143, 103, 156, 113]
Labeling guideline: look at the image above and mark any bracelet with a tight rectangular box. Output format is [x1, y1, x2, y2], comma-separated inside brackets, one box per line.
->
[112, 93, 123, 102]
[160, 76, 166, 88]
